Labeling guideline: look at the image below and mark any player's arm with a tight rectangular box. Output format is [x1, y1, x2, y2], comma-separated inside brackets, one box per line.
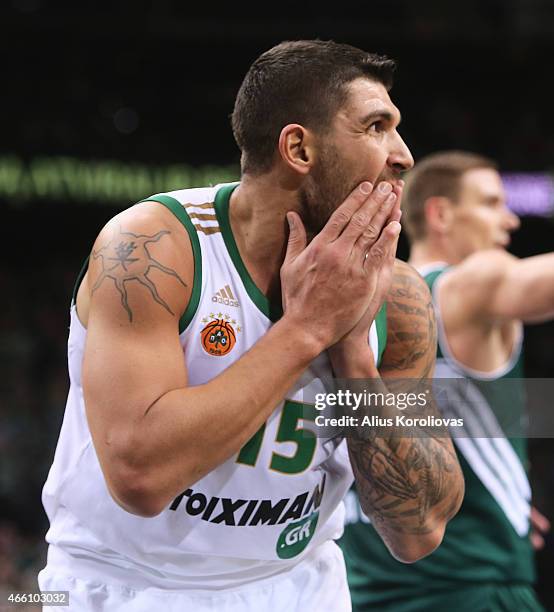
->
[328, 261, 464, 563]
[83, 205, 323, 518]
[439, 249, 554, 324]
[83, 182, 398, 518]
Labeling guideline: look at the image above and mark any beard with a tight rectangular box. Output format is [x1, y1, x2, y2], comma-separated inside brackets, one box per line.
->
[298, 142, 356, 237]
[298, 139, 397, 237]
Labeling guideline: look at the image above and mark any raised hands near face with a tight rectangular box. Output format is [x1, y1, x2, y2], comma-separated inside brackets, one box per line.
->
[280, 180, 401, 350]
[331, 179, 403, 353]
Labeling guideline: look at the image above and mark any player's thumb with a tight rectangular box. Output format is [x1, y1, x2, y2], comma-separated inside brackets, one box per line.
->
[284, 212, 307, 263]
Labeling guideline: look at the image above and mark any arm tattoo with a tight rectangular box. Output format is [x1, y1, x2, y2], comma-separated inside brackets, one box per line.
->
[349, 430, 459, 537]
[348, 261, 463, 541]
[91, 225, 187, 321]
[379, 264, 436, 378]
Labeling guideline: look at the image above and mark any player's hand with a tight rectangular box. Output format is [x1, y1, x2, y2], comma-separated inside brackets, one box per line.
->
[530, 505, 551, 550]
[328, 180, 403, 357]
[280, 180, 400, 350]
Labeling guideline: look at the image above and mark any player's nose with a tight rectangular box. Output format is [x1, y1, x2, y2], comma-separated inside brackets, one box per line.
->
[503, 207, 520, 232]
[388, 132, 414, 173]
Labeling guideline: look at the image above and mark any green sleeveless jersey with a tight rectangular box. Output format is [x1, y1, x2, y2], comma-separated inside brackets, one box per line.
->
[339, 263, 536, 612]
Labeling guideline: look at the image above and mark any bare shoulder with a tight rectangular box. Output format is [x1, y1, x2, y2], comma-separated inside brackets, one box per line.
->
[83, 202, 194, 327]
[441, 249, 517, 291]
[380, 259, 436, 378]
[92, 201, 193, 260]
[438, 249, 518, 321]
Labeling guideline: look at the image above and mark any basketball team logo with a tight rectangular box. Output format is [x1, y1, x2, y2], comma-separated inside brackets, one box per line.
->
[200, 313, 241, 356]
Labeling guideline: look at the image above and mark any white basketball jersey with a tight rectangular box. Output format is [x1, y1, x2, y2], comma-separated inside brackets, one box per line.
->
[41, 182, 386, 590]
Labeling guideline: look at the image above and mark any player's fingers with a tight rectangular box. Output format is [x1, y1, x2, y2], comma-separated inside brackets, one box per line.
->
[317, 182, 373, 242]
[530, 506, 551, 533]
[389, 180, 404, 223]
[336, 181, 395, 249]
[386, 217, 401, 265]
[353, 191, 397, 256]
[373, 214, 401, 272]
[530, 530, 545, 550]
[393, 179, 404, 197]
[283, 212, 307, 264]
[364, 220, 401, 270]
[391, 209, 403, 224]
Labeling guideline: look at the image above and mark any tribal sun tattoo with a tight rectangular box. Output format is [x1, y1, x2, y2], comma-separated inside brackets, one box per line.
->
[91, 226, 187, 321]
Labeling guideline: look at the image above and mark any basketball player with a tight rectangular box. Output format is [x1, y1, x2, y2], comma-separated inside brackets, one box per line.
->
[341, 151, 551, 611]
[38, 42, 463, 611]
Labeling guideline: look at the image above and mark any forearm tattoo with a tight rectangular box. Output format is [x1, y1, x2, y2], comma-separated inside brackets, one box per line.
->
[379, 265, 436, 379]
[91, 225, 187, 321]
[348, 263, 462, 539]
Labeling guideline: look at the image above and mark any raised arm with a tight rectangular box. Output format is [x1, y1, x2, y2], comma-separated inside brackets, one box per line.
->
[82, 203, 320, 518]
[439, 249, 554, 324]
[82, 181, 400, 518]
[328, 260, 464, 563]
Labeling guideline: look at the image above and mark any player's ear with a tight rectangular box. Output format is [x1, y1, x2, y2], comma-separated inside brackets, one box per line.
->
[425, 196, 455, 234]
[278, 124, 315, 175]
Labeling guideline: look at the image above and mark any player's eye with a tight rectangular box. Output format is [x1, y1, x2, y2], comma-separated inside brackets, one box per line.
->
[368, 121, 384, 133]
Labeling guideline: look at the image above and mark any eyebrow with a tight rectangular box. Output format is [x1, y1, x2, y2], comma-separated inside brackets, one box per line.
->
[483, 194, 502, 203]
[360, 109, 402, 126]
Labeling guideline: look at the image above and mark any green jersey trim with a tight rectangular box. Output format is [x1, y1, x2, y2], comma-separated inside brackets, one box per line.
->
[376, 303, 387, 367]
[71, 256, 91, 306]
[423, 268, 445, 292]
[214, 183, 283, 322]
[140, 194, 202, 333]
[424, 264, 524, 379]
[423, 265, 448, 361]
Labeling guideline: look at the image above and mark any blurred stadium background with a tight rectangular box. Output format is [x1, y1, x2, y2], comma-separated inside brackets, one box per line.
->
[2, 0, 554, 609]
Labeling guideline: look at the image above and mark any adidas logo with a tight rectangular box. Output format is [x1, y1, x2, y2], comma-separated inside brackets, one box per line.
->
[212, 285, 240, 308]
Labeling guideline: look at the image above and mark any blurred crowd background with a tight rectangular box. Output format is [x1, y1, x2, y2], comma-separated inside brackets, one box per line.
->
[2, 0, 554, 609]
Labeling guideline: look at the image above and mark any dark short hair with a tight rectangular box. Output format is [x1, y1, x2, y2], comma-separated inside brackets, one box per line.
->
[403, 150, 498, 242]
[231, 39, 396, 175]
